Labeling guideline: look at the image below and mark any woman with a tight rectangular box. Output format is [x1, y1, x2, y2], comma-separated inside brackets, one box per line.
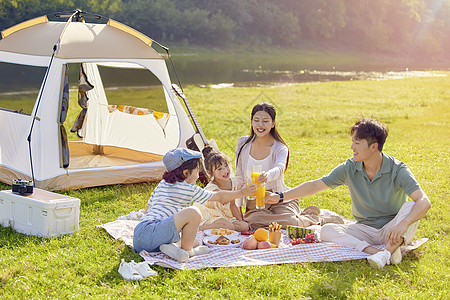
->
[235, 102, 342, 229]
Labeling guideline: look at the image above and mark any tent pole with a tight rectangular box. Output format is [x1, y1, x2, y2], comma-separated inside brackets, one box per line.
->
[27, 48, 56, 187]
[155, 44, 184, 93]
[27, 10, 78, 187]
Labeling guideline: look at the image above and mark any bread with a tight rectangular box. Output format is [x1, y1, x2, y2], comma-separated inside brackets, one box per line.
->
[216, 235, 230, 245]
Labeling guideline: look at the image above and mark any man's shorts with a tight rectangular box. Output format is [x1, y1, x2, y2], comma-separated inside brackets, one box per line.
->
[133, 215, 180, 253]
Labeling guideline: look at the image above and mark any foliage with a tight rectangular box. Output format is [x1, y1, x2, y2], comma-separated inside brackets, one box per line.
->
[0, 1, 450, 59]
[1, 74, 449, 299]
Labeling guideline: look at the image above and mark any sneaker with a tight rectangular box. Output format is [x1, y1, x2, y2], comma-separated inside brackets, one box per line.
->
[367, 250, 391, 269]
[390, 247, 402, 265]
[160, 243, 189, 262]
[188, 245, 209, 257]
[133, 261, 157, 278]
[118, 259, 143, 280]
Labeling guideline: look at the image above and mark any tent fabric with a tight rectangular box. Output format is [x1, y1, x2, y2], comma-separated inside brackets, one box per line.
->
[0, 15, 197, 190]
[0, 20, 162, 60]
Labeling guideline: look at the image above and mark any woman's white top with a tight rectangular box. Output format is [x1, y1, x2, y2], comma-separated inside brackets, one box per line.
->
[235, 135, 290, 193]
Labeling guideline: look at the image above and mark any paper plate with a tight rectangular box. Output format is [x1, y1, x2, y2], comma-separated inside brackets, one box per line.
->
[203, 236, 244, 248]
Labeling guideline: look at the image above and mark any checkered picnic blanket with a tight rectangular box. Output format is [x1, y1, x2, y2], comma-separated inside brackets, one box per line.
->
[139, 230, 372, 270]
[98, 212, 427, 270]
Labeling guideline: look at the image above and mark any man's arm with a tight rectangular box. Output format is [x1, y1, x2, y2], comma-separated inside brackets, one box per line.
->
[386, 188, 431, 245]
[265, 179, 330, 204]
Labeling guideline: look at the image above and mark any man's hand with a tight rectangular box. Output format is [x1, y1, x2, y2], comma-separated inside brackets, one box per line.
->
[264, 191, 280, 204]
[386, 221, 408, 246]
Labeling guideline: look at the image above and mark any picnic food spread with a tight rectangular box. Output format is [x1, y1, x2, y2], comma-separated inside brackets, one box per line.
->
[204, 222, 318, 250]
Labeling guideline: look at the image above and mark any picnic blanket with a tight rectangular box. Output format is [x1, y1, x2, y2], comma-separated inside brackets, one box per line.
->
[98, 210, 428, 270]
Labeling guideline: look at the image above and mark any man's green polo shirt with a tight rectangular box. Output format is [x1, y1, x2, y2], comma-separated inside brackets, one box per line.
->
[321, 153, 421, 229]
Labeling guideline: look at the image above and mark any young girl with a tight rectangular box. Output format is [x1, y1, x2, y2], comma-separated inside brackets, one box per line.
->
[193, 146, 249, 232]
[133, 148, 256, 262]
[235, 102, 343, 229]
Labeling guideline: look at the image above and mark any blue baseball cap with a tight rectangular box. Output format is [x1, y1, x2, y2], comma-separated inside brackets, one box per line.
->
[163, 148, 202, 172]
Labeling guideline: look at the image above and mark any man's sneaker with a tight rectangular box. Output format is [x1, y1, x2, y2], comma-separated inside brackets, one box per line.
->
[160, 243, 189, 262]
[367, 250, 391, 269]
[390, 247, 402, 265]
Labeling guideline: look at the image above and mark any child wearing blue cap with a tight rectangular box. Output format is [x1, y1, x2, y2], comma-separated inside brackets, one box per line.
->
[133, 148, 256, 262]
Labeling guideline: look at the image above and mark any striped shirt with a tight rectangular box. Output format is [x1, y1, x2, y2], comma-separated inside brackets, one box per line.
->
[142, 180, 214, 223]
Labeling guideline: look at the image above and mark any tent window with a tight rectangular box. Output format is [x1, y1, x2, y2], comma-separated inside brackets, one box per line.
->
[0, 62, 47, 115]
[97, 64, 169, 114]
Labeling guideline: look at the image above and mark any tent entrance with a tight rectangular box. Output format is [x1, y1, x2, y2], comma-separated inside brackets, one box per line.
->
[68, 141, 163, 168]
[62, 62, 173, 169]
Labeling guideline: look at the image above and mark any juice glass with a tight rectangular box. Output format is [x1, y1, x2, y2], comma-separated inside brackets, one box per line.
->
[252, 165, 265, 209]
[255, 184, 265, 209]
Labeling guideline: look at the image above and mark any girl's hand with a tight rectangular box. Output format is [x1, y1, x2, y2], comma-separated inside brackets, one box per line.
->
[264, 191, 280, 204]
[241, 183, 257, 197]
[258, 172, 268, 184]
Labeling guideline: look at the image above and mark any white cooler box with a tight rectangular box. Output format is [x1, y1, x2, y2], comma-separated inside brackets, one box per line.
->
[0, 188, 80, 237]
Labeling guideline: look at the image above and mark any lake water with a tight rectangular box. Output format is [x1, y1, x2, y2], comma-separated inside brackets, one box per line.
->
[0, 54, 447, 93]
[167, 55, 447, 87]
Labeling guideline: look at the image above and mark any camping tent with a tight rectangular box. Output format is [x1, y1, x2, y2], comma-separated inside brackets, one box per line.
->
[0, 11, 197, 190]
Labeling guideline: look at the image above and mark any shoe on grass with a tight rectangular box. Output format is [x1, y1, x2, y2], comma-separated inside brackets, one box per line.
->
[367, 250, 391, 269]
[118, 259, 143, 280]
[134, 261, 157, 278]
[160, 243, 189, 262]
[390, 247, 402, 265]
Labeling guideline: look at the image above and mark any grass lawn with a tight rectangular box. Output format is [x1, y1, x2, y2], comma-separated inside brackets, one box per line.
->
[0, 73, 449, 299]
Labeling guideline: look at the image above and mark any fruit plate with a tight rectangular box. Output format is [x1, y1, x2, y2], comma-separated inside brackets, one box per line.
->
[203, 236, 245, 248]
[203, 229, 239, 237]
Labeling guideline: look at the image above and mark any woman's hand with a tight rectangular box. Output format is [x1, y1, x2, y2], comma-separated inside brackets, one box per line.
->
[258, 172, 268, 184]
[241, 183, 257, 197]
[264, 191, 280, 204]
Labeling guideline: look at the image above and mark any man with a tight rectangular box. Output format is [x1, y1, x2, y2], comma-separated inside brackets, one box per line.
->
[265, 118, 431, 269]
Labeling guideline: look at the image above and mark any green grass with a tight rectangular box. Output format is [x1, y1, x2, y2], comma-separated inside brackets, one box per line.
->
[1, 74, 449, 299]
